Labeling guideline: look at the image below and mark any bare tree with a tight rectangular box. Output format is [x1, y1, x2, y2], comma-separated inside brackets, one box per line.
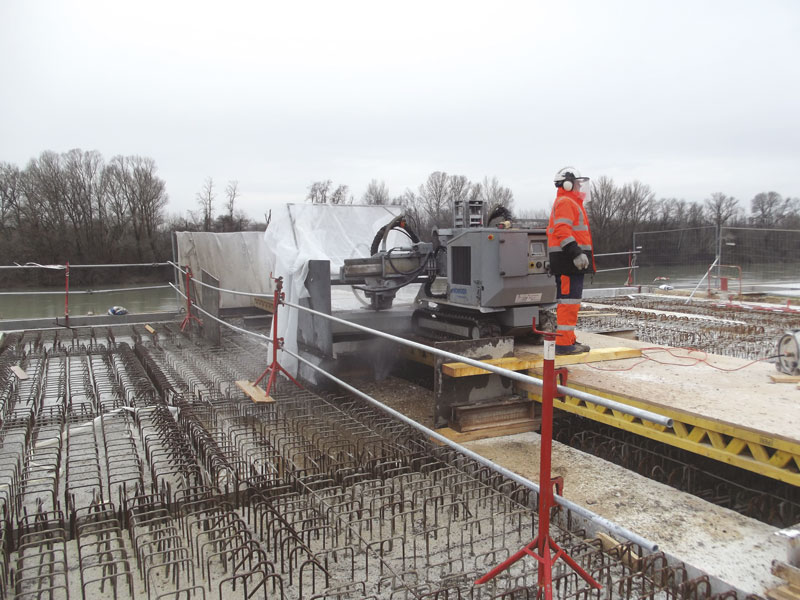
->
[197, 177, 215, 231]
[618, 180, 655, 237]
[362, 179, 390, 205]
[586, 176, 621, 246]
[329, 184, 351, 205]
[448, 175, 471, 208]
[225, 180, 239, 219]
[704, 192, 740, 228]
[417, 171, 451, 228]
[750, 191, 787, 227]
[0, 162, 23, 232]
[480, 176, 515, 211]
[686, 202, 705, 227]
[307, 180, 332, 204]
[131, 156, 168, 256]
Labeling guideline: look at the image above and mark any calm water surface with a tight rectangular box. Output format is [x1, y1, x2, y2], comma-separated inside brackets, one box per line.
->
[0, 285, 180, 320]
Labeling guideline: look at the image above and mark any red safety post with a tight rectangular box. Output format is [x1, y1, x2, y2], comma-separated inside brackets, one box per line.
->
[253, 275, 304, 398]
[180, 266, 203, 331]
[64, 261, 70, 327]
[475, 320, 602, 599]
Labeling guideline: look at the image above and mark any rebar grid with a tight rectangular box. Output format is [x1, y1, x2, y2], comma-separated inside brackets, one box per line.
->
[0, 325, 753, 600]
[580, 297, 800, 360]
[554, 416, 800, 527]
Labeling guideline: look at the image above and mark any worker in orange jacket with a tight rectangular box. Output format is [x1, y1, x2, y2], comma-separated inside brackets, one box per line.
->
[547, 167, 595, 355]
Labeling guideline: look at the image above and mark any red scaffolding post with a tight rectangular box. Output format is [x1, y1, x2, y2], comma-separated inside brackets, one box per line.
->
[64, 261, 70, 327]
[475, 322, 602, 599]
[253, 275, 303, 399]
[180, 266, 203, 331]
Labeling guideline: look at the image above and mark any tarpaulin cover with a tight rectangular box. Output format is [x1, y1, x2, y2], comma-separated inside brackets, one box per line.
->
[176, 205, 408, 375]
[175, 231, 272, 308]
[264, 203, 404, 374]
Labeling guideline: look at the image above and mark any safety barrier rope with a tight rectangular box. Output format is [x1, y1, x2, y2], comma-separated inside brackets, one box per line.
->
[281, 298, 673, 428]
[0, 284, 172, 296]
[0, 261, 172, 270]
[168, 273, 662, 552]
[168, 262, 273, 299]
[166, 264, 673, 428]
[168, 282, 272, 344]
[282, 344, 660, 552]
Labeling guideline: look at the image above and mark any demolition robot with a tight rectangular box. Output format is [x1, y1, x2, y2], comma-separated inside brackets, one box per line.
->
[340, 201, 558, 339]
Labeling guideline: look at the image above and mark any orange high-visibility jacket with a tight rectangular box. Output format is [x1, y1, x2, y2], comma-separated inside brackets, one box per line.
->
[546, 189, 595, 275]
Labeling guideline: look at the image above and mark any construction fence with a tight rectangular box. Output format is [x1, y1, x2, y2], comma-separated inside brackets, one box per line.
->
[630, 226, 800, 288]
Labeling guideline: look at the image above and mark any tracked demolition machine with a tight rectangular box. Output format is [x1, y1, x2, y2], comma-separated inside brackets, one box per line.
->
[340, 200, 558, 339]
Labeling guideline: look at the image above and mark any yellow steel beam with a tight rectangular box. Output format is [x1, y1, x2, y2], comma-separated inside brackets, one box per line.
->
[517, 379, 800, 487]
[441, 347, 642, 377]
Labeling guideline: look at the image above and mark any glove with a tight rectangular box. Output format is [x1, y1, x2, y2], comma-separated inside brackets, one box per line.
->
[573, 253, 589, 270]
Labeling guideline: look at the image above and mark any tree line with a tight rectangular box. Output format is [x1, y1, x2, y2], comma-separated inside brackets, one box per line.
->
[306, 173, 517, 238]
[0, 150, 265, 286]
[585, 177, 800, 267]
[0, 149, 176, 286]
[2, 148, 797, 284]
[306, 174, 800, 265]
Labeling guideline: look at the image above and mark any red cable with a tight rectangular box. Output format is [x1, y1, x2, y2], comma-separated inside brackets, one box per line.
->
[584, 346, 775, 373]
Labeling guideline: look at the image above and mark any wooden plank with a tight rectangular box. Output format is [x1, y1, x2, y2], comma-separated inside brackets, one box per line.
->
[773, 560, 800, 588]
[595, 532, 642, 571]
[11, 366, 28, 380]
[770, 373, 800, 383]
[452, 398, 535, 432]
[766, 584, 800, 600]
[433, 420, 538, 443]
[442, 347, 642, 378]
[145, 324, 156, 334]
[253, 297, 275, 313]
[236, 380, 274, 404]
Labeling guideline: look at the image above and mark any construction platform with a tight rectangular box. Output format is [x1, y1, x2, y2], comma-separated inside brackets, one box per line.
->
[516, 331, 800, 487]
[426, 330, 800, 488]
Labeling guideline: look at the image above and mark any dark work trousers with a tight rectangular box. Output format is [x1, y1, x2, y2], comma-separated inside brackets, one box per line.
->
[555, 273, 584, 347]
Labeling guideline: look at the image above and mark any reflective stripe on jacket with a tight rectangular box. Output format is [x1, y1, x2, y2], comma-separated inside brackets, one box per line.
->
[547, 190, 595, 275]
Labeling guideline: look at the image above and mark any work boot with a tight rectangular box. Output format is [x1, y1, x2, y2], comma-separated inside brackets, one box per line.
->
[555, 342, 591, 356]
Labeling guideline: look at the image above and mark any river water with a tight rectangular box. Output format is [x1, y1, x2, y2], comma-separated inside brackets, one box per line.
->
[0, 285, 180, 321]
[2, 265, 797, 322]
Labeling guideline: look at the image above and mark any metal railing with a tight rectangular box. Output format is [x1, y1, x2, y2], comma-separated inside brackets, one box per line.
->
[0, 261, 174, 324]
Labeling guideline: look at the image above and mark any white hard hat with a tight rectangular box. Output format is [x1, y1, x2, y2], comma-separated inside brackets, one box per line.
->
[554, 167, 589, 191]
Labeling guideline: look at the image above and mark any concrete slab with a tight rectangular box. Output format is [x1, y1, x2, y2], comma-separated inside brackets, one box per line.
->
[516, 330, 800, 444]
[0, 311, 182, 332]
[464, 431, 785, 596]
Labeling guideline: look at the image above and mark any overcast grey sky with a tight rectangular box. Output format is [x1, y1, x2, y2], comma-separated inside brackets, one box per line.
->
[1, 0, 798, 220]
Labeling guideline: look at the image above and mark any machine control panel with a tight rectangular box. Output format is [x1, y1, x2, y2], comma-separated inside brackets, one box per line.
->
[527, 237, 549, 274]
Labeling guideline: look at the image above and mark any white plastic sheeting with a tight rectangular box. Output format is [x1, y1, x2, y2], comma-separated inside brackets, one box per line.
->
[264, 203, 405, 374]
[175, 232, 273, 308]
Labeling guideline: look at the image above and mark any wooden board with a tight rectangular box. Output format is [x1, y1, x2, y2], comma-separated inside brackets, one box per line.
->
[235, 380, 274, 404]
[594, 532, 642, 571]
[442, 347, 642, 378]
[452, 398, 535, 432]
[766, 584, 800, 600]
[770, 373, 800, 383]
[433, 420, 538, 443]
[253, 297, 275, 313]
[773, 561, 800, 588]
[11, 366, 28, 380]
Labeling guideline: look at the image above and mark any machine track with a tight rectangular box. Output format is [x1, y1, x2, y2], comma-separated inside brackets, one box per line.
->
[411, 306, 502, 340]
